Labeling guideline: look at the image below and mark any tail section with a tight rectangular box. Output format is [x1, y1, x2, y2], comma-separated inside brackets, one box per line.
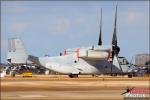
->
[7, 38, 28, 64]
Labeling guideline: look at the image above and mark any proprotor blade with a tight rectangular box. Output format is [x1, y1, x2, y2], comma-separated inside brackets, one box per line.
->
[112, 5, 118, 47]
[98, 8, 102, 45]
[112, 4, 120, 57]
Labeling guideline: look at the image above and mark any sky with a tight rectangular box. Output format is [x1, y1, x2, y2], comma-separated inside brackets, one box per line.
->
[1, 1, 149, 63]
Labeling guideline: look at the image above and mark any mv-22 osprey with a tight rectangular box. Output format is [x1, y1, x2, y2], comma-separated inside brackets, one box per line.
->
[7, 5, 136, 78]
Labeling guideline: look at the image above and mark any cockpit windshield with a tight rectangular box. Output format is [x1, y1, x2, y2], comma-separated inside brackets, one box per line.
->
[118, 57, 129, 65]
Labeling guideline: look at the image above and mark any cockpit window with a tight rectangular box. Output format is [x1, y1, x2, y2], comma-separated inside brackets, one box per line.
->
[119, 57, 129, 65]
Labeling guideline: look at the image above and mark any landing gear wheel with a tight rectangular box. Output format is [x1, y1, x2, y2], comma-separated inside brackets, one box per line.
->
[69, 74, 73, 78]
[111, 73, 117, 76]
[69, 74, 78, 78]
[128, 74, 132, 78]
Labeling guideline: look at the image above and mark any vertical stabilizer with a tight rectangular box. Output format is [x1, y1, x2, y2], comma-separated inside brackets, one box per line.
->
[7, 38, 28, 64]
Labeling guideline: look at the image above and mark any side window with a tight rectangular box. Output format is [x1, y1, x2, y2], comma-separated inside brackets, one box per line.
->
[74, 60, 77, 63]
[123, 59, 126, 65]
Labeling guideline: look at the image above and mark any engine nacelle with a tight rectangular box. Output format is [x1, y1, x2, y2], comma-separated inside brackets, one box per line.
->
[79, 49, 110, 60]
[65, 45, 112, 60]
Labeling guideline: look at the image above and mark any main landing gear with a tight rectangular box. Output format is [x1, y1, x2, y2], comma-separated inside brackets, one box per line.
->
[69, 74, 78, 78]
[128, 74, 133, 78]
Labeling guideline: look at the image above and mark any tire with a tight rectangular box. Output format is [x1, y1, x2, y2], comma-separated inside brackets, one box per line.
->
[69, 74, 78, 78]
[128, 74, 132, 78]
[69, 74, 73, 78]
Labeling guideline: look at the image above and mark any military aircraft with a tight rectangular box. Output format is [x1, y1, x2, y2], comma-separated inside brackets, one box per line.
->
[7, 5, 137, 78]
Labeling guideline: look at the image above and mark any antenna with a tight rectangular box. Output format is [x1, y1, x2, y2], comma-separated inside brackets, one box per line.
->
[98, 8, 102, 45]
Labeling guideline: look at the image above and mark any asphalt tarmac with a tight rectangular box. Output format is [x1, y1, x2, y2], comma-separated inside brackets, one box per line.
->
[1, 75, 149, 100]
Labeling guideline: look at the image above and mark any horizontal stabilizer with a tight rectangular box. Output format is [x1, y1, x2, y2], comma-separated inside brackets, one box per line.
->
[28, 55, 41, 65]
